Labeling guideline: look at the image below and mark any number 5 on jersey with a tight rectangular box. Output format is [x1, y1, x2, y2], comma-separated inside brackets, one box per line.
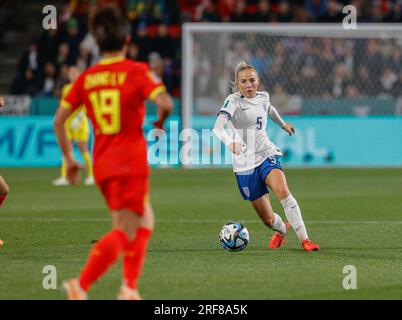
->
[257, 116, 262, 130]
[89, 89, 121, 134]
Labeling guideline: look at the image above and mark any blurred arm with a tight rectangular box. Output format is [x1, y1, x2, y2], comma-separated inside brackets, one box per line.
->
[269, 105, 295, 136]
[213, 113, 234, 147]
[268, 105, 286, 129]
[213, 113, 245, 155]
[152, 91, 174, 129]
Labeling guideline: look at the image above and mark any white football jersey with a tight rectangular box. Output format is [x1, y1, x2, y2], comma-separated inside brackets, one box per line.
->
[219, 91, 282, 172]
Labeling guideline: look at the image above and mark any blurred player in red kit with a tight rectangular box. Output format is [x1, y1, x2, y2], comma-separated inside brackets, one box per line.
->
[54, 5, 173, 299]
[0, 96, 10, 247]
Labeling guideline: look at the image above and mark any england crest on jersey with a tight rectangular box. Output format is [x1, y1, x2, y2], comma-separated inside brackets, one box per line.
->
[242, 187, 250, 198]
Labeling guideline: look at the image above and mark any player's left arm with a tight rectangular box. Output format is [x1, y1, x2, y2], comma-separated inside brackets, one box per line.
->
[152, 91, 174, 130]
[0, 96, 5, 107]
[141, 66, 174, 130]
[268, 104, 295, 136]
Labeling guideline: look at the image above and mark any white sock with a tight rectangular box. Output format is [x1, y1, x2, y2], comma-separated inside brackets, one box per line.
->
[280, 194, 308, 241]
[271, 213, 286, 236]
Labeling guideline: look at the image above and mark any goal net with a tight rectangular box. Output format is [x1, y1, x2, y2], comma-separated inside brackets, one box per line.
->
[182, 23, 402, 130]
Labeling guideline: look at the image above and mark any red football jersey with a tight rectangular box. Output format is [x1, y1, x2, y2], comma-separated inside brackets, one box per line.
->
[61, 57, 166, 181]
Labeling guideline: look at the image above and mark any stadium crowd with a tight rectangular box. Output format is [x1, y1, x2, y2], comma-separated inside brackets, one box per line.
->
[8, 0, 402, 103]
[194, 35, 402, 99]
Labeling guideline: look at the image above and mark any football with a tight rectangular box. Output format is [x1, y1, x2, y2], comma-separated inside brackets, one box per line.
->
[219, 222, 249, 252]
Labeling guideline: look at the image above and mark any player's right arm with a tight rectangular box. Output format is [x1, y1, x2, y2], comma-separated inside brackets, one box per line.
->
[0, 96, 4, 107]
[54, 79, 85, 184]
[213, 113, 244, 155]
[213, 94, 245, 155]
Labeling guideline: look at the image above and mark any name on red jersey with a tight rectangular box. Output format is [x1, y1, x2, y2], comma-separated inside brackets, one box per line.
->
[84, 71, 128, 90]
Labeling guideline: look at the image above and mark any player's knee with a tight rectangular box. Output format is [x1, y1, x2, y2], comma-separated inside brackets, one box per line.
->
[0, 178, 9, 195]
[273, 187, 290, 200]
[113, 211, 141, 240]
[120, 225, 137, 241]
[140, 204, 155, 230]
[140, 218, 154, 230]
[1, 184, 9, 195]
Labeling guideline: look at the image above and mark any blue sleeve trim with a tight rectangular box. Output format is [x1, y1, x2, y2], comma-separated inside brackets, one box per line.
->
[217, 110, 232, 119]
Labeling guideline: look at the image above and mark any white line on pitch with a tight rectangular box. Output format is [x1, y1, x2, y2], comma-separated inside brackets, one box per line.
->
[0, 217, 401, 224]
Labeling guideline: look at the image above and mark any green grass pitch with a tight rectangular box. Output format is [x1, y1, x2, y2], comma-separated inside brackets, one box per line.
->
[0, 167, 402, 299]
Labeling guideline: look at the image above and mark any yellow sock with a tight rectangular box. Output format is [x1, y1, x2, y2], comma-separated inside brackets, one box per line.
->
[83, 151, 93, 178]
[61, 157, 67, 178]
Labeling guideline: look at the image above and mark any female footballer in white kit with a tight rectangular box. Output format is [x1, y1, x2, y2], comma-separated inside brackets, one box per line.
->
[213, 61, 319, 252]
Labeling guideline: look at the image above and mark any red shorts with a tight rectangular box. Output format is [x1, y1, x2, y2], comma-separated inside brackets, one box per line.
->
[99, 176, 149, 216]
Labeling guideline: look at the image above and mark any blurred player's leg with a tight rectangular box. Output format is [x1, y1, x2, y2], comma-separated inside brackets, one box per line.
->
[251, 195, 288, 248]
[53, 134, 73, 186]
[0, 175, 9, 247]
[0, 192, 8, 208]
[77, 139, 94, 186]
[266, 169, 319, 251]
[64, 175, 147, 299]
[74, 211, 139, 293]
[0, 175, 9, 208]
[53, 157, 69, 186]
[119, 200, 154, 300]
[63, 278, 88, 300]
[64, 211, 140, 299]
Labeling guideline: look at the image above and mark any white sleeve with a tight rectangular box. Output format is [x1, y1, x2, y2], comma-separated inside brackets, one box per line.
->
[218, 95, 237, 119]
[268, 105, 286, 129]
[213, 113, 235, 147]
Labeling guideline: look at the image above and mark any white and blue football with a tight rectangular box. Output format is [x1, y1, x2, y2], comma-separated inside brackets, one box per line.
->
[219, 222, 249, 252]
